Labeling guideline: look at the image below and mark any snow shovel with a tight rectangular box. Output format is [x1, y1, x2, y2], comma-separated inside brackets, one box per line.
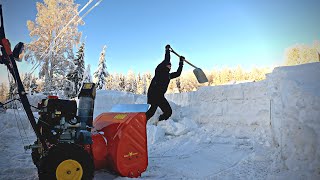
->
[170, 48, 208, 83]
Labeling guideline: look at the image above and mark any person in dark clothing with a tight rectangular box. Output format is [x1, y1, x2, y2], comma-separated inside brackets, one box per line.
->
[146, 45, 184, 121]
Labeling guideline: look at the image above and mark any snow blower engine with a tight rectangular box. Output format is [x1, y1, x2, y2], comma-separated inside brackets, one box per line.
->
[36, 84, 95, 145]
[29, 83, 97, 179]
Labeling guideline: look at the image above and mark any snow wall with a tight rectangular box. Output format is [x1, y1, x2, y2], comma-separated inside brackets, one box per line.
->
[267, 63, 320, 178]
[93, 62, 320, 178]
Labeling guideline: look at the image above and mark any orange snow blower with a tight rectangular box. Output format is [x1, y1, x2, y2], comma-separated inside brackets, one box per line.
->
[91, 105, 149, 177]
[0, 5, 148, 179]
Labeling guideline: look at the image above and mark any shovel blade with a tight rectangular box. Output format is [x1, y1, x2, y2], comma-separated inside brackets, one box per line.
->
[193, 68, 208, 83]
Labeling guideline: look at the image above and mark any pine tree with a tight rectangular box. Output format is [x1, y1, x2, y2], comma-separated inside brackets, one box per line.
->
[119, 74, 126, 91]
[6, 81, 16, 108]
[25, 0, 83, 92]
[143, 72, 152, 92]
[22, 73, 31, 91]
[75, 42, 86, 90]
[30, 77, 38, 94]
[136, 73, 144, 94]
[94, 45, 108, 90]
[125, 70, 137, 93]
[83, 64, 93, 83]
[66, 42, 86, 95]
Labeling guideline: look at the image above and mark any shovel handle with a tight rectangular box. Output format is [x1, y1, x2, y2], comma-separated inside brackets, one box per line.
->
[170, 49, 198, 69]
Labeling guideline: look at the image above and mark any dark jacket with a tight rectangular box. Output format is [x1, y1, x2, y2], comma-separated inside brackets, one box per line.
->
[148, 50, 183, 100]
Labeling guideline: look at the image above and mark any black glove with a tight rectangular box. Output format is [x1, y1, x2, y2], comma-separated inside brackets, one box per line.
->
[179, 56, 185, 66]
[165, 44, 171, 51]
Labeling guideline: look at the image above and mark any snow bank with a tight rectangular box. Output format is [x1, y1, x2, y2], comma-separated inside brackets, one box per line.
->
[166, 80, 272, 146]
[267, 63, 320, 179]
[165, 62, 320, 179]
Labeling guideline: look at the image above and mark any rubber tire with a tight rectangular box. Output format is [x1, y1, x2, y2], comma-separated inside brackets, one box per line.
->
[38, 143, 94, 180]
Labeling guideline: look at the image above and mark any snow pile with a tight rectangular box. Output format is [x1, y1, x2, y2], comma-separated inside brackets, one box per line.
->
[267, 63, 320, 179]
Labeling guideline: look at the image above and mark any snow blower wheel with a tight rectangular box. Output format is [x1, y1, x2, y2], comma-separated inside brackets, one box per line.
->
[38, 143, 94, 180]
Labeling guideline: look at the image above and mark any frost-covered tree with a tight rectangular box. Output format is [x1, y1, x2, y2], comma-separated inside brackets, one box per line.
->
[25, 0, 82, 92]
[106, 73, 123, 91]
[0, 83, 8, 102]
[74, 42, 86, 91]
[119, 74, 126, 91]
[220, 68, 233, 84]
[6, 81, 17, 108]
[83, 64, 93, 83]
[66, 42, 86, 95]
[22, 73, 31, 91]
[143, 72, 152, 92]
[175, 77, 181, 93]
[94, 45, 108, 90]
[180, 72, 198, 92]
[30, 77, 38, 94]
[125, 70, 137, 93]
[136, 73, 148, 95]
[284, 43, 319, 66]
[36, 78, 45, 93]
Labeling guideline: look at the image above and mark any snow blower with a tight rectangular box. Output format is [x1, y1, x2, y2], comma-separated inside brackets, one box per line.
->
[170, 48, 208, 83]
[0, 5, 148, 179]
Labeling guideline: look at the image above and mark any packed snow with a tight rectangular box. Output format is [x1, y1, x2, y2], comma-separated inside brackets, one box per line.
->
[0, 62, 319, 180]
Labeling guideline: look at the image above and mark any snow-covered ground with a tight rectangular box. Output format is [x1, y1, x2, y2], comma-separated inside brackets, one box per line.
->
[0, 62, 319, 180]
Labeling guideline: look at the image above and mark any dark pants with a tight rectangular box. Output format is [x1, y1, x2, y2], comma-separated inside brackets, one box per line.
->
[146, 95, 172, 121]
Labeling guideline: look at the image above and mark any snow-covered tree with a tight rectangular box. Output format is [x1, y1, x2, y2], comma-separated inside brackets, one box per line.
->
[180, 72, 198, 92]
[136, 73, 147, 94]
[35, 77, 45, 93]
[143, 72, 152, 92]
[125, 70, 137, 93]
[22, 73, 31, 91]
[284, 44, 319, 66]
[175, 77, 181, 93]
[25, 0, 83, 92]
[94, 45, 108, 90]
[6, 80, 17, 108]
[66, 42, 86, 95]
[119, 74, 126, 91]
[30, 77, 38, 94]
[0, 83, 8, 102]
[106, 73, 123, 91]
[83, 64, 93, 83]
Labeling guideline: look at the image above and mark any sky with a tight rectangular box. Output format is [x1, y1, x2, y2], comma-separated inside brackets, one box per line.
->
[0, 0, 319, 84]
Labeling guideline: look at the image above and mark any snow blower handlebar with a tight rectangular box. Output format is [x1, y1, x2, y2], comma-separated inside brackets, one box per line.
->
[170, 48, 198, 69]
[0, 4, 48, 150]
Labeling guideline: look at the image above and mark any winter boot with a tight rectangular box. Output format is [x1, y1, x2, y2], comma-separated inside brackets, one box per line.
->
[158, 114, 167, 121]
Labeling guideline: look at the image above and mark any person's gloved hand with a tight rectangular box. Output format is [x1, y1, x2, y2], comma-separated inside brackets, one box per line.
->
[165, 44, 171, 51]
[179, 56, 185, 66]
